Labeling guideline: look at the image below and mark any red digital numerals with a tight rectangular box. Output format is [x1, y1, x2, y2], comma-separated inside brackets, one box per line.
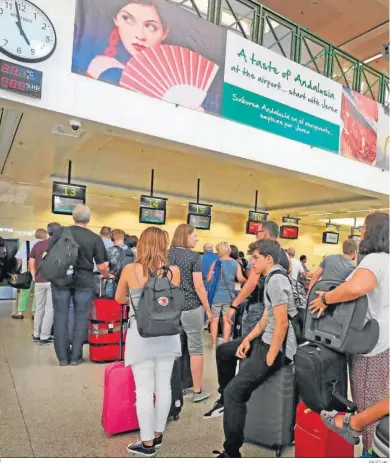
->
[1, 76, 25, 91]
[1, 63, 19, 76]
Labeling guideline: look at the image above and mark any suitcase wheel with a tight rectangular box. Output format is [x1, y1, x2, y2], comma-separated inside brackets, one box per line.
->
[173, 415, 180, 421]
[275, 447, 283, 458]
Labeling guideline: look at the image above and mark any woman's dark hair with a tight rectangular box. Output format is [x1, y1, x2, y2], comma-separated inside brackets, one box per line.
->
[300, 255, 307, 262]
[230, 245, 239, 260]
[238, 251, 245, 259]
[359, 212, 389, 256]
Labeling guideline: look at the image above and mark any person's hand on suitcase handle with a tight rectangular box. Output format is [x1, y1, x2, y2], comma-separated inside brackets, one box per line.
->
[310, 291, 328, 317]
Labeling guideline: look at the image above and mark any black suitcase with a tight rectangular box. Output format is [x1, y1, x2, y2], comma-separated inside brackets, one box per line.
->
[180, 330, 193, 391]
[244, 363, 296, 457]
[169, 358, 184, 420]
[373, 415, 389, 458]
[294, 342, 355, 414]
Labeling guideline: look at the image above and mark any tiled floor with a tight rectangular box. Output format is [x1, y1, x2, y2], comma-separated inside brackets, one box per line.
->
[0, 300, 361, 458]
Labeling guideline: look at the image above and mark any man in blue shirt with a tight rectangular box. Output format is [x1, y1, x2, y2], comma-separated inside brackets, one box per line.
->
[202, 243, 218, 290]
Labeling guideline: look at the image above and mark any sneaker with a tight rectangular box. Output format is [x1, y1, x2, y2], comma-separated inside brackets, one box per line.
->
[59, 361, 69, 367]
[153, 434, 163, 449]
[213, 450, 241, 458]
[127, 441, 156, 457]
[204, 401, 224, 419]
[39, 339, 53, 346]
[193, 389, 211, 403]
[70, 358, 84, 366]
[32, 335, 40, 343]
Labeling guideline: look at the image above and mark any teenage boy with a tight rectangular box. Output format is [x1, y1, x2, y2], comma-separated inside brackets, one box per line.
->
[211, 239, 298, 458]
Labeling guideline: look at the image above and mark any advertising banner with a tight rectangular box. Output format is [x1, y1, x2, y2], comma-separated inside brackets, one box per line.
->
[222, 32, 342, 153]
[72, 0, 227, 115]
[71, 0, 388, 169]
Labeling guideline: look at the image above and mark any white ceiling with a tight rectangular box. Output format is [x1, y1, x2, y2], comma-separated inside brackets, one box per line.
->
[0, 101, 388, 230]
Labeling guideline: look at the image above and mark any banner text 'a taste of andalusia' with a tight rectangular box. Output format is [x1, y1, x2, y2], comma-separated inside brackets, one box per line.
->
[222, 32, 342, 153]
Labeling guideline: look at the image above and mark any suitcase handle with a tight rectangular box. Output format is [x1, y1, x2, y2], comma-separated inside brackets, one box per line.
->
[118, 304, 129, 361]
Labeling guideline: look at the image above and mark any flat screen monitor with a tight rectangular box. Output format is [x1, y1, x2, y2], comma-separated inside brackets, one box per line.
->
[280, 225, 299, 240]
[246, 221, 260, 235]
[188, 214, 211, 230]
[52, 196, 85, 215]
[139, 207, 166, 225]
[322, 231, 339, 244]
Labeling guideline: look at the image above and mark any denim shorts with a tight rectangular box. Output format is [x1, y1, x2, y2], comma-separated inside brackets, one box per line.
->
[181, 306, 205, 356]
[211, 302, 230, 318]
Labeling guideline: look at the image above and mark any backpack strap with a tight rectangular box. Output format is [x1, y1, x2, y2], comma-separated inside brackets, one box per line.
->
[26, 241, 30, 269]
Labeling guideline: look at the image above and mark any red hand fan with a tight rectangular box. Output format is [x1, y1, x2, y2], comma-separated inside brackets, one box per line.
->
[120, 44, 219, 109]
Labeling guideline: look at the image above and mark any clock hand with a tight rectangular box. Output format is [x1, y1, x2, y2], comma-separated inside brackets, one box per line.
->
[14, 1, 31, 46]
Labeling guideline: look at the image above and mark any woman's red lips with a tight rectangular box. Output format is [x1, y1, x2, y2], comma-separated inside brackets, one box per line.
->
[133, 43, 146, 52]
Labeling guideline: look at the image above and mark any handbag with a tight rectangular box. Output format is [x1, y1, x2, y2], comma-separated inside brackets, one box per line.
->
[8, 241, 32, 290]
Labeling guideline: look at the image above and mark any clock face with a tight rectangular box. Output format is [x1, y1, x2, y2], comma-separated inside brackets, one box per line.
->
[0, 0, 56, 63]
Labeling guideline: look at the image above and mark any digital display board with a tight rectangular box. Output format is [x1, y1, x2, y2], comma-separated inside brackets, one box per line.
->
[140, 195, 167, 210]
[0, 59, 42, 99]
[52, 182, 86, 215]
[188, 203, 212, 217]
[322, 231, 339, 244]
[248, 211, 268, 223]
[139, 207, 166, 225]
[280, 225, 299, 240]
[282, 217, 300, 225]
[246, 221, 260, 235]
[52, 196, 85, 215]
[188, 214, 211, 230]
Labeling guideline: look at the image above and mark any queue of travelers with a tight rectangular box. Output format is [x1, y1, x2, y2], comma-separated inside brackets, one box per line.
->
[8, 208, 389, 458]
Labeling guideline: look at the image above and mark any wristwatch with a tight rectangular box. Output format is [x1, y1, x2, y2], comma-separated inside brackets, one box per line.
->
[230, 303, 238, 311]
[320, 293, 328, 307]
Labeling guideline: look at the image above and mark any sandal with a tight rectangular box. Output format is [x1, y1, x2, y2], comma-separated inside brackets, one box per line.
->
[320, 410, 361, 445]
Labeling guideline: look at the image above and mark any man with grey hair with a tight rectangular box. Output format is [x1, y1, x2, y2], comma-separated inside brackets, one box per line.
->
[287, 247, 306, 281]
[49, 205, 110, 366]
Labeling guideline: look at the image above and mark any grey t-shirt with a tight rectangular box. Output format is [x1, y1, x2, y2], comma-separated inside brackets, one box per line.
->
[320, 254, 356, 281]
[262, 265, 298, 361]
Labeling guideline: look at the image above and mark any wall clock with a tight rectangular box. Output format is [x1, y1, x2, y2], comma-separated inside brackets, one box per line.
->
[0, 0, 56, 63]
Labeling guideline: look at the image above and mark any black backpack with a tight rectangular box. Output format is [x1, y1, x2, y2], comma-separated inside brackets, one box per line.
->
[39, 228, 79, 288]
[265, 269, 305, 344]
[107, 245, 135, 281]
[130, 267, 184, 338]
[294, 342, 356, 414]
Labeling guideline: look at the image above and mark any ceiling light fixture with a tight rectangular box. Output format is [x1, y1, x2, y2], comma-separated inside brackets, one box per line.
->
[363, 53, 382, 64]
[346, 208, 390, 213]
[309, 212, 333, 216]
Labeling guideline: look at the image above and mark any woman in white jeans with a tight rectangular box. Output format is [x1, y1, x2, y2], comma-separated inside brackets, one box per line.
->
[116, 227, 181, 457]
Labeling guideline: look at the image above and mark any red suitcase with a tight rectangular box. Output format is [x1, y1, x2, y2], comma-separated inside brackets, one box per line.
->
[295, 401, 354, 458]
[89, 299, 127, 363]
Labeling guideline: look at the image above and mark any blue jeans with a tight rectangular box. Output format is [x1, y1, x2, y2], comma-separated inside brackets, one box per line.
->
[52, 287, 93, 363]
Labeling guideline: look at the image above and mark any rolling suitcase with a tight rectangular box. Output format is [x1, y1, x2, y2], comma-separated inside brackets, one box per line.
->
[89, 296, 128, 363]
[169, 358, 184, 420]
[244, 362, 296, 457]
[294, 401, 354, 458]
[373, 416, 389, 458]
[180, 329, 193, 391]
[102, 307, 139, 436]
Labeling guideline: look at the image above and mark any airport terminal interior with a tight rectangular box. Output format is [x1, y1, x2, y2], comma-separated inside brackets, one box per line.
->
[0, 0, 389, 458]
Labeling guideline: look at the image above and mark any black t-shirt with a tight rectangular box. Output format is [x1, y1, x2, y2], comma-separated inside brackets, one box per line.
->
[279, 249, 290, 273]
[168, 247, 202, 311]
[49, 226, 107, 289]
